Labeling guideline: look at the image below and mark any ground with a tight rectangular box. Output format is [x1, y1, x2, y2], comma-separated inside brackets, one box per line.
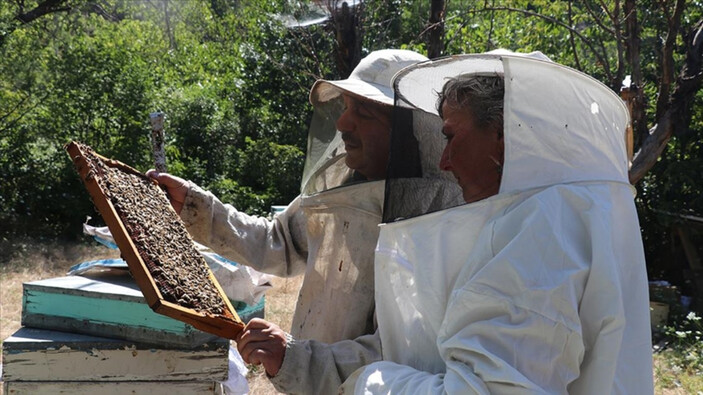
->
[1, 239, 701, 393]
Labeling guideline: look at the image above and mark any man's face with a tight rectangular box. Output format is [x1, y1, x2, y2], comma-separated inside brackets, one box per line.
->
[336, 95, 392, 180]
[439, 101, 504, 203]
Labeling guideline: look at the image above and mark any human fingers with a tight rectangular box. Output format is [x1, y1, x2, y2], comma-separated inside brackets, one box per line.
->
[236, 320, 265, 362]
[249, 347, 283, 377]
[245, 318, 278, 330]
[146, 169, 187, 189]
[237, 320, 287, 363]
[236, 320, 280, 358]
[145, 169, 187, 213]
[238, 339, 285, 377]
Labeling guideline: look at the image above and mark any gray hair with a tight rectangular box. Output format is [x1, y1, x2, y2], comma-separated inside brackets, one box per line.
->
[437, 74, 505, 137]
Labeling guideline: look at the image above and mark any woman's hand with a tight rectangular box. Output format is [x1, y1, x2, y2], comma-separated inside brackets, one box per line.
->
[145, 170, 188, 214]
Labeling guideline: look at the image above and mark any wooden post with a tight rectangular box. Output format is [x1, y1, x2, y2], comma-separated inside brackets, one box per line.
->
[149, 112, 167, 173]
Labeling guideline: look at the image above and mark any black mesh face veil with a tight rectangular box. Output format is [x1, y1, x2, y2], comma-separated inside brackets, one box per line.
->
[382, 77, 464, 223]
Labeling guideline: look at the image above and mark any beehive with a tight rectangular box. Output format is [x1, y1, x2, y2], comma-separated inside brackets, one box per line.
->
[65, 141, 244, 339]
[2, 327, 228, 394]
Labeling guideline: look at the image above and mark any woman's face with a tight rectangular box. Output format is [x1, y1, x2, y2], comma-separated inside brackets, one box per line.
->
[439, 101, 504, 203]
[336, 95, 392, 180]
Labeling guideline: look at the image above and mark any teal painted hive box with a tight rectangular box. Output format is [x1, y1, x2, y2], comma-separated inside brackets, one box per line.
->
[22, 275, 265, 348]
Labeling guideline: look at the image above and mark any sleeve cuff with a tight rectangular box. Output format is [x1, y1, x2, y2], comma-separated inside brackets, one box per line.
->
[268, 334, 299, 392]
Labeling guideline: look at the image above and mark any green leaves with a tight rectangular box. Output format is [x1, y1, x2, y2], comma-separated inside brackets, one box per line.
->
[1, 0, 701, 262]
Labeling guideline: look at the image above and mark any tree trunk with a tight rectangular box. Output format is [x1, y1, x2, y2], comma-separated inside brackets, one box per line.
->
[164, 0, 177, 51]
[623, 0, 648, 149]
[330, 1, 363, 78]
[427, 0, 445, 59]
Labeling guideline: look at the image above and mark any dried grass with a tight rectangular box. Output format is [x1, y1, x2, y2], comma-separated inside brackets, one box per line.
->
[1, 239, 121, 341]
[246, 276, 301, 395]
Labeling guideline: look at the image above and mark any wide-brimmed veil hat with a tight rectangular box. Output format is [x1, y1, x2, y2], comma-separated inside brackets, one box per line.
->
[310, 49, 429, 106]
[301, 49, 429, 197]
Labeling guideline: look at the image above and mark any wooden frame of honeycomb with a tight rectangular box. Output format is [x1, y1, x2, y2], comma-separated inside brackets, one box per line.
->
[66, 141, 244, 340]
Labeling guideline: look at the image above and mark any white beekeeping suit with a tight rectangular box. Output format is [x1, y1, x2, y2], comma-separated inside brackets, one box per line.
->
[341, 54, 653, 393]
[180, 50, 428, 347]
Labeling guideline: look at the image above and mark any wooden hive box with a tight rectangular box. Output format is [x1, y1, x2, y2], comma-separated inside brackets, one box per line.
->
[22, 275, 217, 348]
[65, 141, 244, 340]
[1, 327, 228, 394]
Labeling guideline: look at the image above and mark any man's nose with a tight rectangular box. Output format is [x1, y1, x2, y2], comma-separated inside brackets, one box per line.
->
[336, 108, 355, 132]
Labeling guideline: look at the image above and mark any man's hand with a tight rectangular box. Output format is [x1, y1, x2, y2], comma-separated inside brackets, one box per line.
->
[145, 170, 188, 214]
[236, 318, 288, 377]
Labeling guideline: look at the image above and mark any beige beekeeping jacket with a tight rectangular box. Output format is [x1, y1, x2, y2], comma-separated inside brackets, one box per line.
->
[180, 179, 383, 343]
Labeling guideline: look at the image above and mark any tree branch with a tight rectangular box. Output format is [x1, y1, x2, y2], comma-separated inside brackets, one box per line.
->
[479, 6, 613, 82]
[15, 0, 71, 24]
[582, 0, 617, 36]
[84, 2, 121, 22]
[567, 1, 582, 70]
[655, 0, 685, 120]
[2, 0, 120, 46]
[0, 91, 49, 135]
[629, 19, 703, 184]
[0, 94, 31, 125]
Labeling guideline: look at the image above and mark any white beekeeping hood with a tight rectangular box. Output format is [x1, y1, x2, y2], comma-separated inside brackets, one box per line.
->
[390, 53, 631, 201]
[364, 53, 651, 394]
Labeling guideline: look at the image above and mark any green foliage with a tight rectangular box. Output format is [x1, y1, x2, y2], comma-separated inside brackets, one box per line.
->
[1, 9, 163, 239]
[166, 91, 241, 183]
[232, 137, 304, 204]
[0, 0, 313, 240]
[0, 0, 702, 292]
[204, 137, 304, 216]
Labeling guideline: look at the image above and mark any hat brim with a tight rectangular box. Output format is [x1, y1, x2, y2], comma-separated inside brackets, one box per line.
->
[310, 79, 394, 107]
[393, 52, 553, 115]
[393, 55, 504, 115]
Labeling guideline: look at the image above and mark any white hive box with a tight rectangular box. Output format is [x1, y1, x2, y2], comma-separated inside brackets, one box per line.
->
[1, 327, 228, 394]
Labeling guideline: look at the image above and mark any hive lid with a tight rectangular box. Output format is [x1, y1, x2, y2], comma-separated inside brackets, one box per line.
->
[65, 141, 244, 340]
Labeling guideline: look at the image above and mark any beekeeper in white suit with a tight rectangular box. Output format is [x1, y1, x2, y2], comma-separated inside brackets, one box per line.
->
[238, 52, 653, 394]
[149, 50, 427, 343]
[347, 54, 653, 393]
